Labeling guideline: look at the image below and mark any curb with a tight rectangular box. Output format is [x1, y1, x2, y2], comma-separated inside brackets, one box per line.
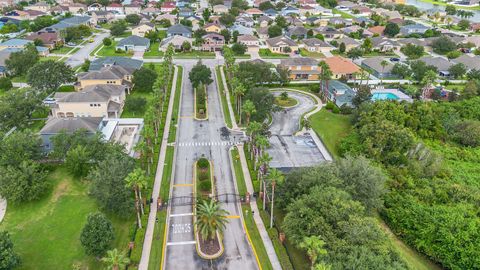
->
[193, 84, 209, 121]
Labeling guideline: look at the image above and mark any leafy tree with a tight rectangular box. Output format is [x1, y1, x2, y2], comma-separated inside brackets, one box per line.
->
[400, 44, 424, 59]
[66, 145, 91, 177]
[236, 61, 273, 88]
[0, 231, 21, 269]
[133, 67, 157, 92]
[124, 96, 147, 114]
[101, 249, 130, 270]
[458, 19, 470, 31]
[232, 0, 248, 9]
[181, 40, 191, 51]
[451, 120, 480, 147]
[445, 5, 456, 15]
[299, 236, 328, 268]
[5, 43, 38, 76]
[339, 42, 346, 53]
[275, 16, 287, 28]
[410, 60, 437, 82]
[267, 168, 284, 228]
[219, 13, 235, 26]
[220, 29, 231, 43]
[0, 160, 48, 203]
[0, 77, 12, 91]
[0, 88, 44, 132]
[0, 23, 18, 34]
[64, 25, 91, 42]
[195, 200, 228, 240]
[383, 22, 400, 37]
[392, 63, 410, 79]
[462, 80, 479, 99]
[88, 151, 136, 217]
[103, 37, 112, 46]
[362, 38, 372, 53]
[110, 21, 127, 36]
[318, 61, 332, 96]
[448, 63, 467, 79]
[268, 25, 282, 38]
[125, 14, 141, 25]
[231, 43, 247, 55]
[242, 99, 256, 125]
[125, 168, 148, 228]
[81, 59, 90, 72]
[259, 1, 274, 10]
[26, 60, 75, 93]
[431, 36, 456, 54]
[80, 212, 115, 256]
[157, 19, 171, 28]
[352, 85, 371, 107]
[346, 47, 363, 59]
[0, 130, 42, 167]
[188, 61, 213, 88]
[202, 8, 211, 21]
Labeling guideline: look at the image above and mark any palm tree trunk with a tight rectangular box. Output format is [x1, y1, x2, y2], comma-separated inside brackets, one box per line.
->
[263, 180, 266, 210]
[139, 189, 144, 215]
[135, 190, 142, 229]
[270, 182, 275, 228]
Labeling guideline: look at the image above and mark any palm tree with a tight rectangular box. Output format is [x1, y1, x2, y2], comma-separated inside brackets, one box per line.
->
[257, 152, 272, 210]
[299, 236, 328, 269]
[196, 200, 229, 241]
[254, 135, 269, 167]
[421, 70, 438, 99]
[246, 121, 263, 155]
[233, 83, 246, 117]
[125, 168, 148, 228]
[380, 60, 389, 86]
[266, 168, 284, 228]
[242, 100, 256, 126]
[101, 249, 130, 270]
[318, 61, 332, 99]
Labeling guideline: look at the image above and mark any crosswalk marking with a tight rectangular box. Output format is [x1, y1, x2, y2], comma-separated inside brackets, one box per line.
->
[166, 241, 196, 246]
[177, 141, 239, 147]
[170, 213, 194, 217]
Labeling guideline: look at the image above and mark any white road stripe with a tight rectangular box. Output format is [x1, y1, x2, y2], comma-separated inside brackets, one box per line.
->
[170, 213, 194, 217]
[166, 241, 196, 246]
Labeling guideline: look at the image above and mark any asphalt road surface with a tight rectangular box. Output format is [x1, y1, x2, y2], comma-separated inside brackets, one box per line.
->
[163, 62, 257, 270]
[64, 30, 109, 68]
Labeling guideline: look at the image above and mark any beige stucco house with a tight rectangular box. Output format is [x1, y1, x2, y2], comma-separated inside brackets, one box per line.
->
[77, 65, 135, 91]
[132, 23, 155, 37]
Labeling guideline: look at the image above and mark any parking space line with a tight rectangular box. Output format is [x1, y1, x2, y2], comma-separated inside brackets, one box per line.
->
[170, 213, 194, 217]
[166, 241, 196, 246]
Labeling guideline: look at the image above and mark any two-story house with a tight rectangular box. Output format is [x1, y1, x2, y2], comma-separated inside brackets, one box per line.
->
[279, 57, 320, 81]
[202, 33, 225, 51]
[77, 65, 135, 91]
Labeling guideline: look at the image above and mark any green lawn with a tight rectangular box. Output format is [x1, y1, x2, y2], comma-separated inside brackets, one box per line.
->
[39, 56, 62, 62]
[173, 51, 215, 59]
[274, 97, 298, 107]
[168, 66, 183, 143]
[415, 0, 480, 10]
[143, 42, 164, 58]
[242, 205, 274, 270]
[299, 48, 325, 58]
[215, 66, 233, 129]
[0, 167, 132, 270]
[259, 49, 289, 58]
[50, 46, 80, 55]
[97, 41, 133, 57]
[309, 109, 352, 158]
[10, 75, 26, 83]
[121, 91, 153, 118]
[231, 147, 247, 197]
[333, 9, 355, 18]
[195, 85, 207, 119]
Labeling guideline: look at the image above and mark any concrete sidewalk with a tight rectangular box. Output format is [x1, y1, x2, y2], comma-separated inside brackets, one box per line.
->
[138, 66, 178, 270]
[237, 144, 282, 270]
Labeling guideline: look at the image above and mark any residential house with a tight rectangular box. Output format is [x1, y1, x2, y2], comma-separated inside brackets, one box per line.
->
[202, 33, 225, 51]
[230, 24, 254, 35]
[263, 8, 277, 17]
[5, 10, 46, 20]
[302, 38, 334, 53]
[51, 5, 69, 15]
[352, 5, 372, 16]
[419, 56, 453, 76]
[333, 36, 360, 52]
[124, 4, 142, 15]
[0, 38, 32, 50]
[185, 15, 202, 30]
[204, 23, 223, 33]
[314, 27, 343, 40]
[106, 2, 124, 13]
[77, 65, 135, 90]
[132, 23, 155, 37]
[87, 3, 103, 12]
[213, 4, 229, 14]
[306, 17, 329, 27]
[167, 24, 192, 37]
[296, 0, 318, 7]
[26, 31, 63, 49]
[68, 3, 87, 14]
[238, 34, 260, 52]
[279, 57, 320, 80]
[400, 24, 429, 36]
[323, 56, 361, 79]
[141, 7, 161, 16]
[257, 15, 272, 27]
[161, 1, 176, 13]
[372, 8, 402, 20]
[0, 50, 12, 77]
[0, 0, 14, 8]
[371, 37, 400, 52]
[160, 35, 193, 51]
[368, 26, 385, 36]
[281, 6, 300, 16]
[324, 80, 355, 107]
[299, 5, 321, 16]
[90, 11, 115, 25]
[89, 57, 143, 71]
[156, 13, 176, 25]
[245, 8, 263, 16]
[286, 26, 308, 40]
[256, 27, 269, 40]
[361, 57, 395, 78]
[50, 16, 92, 31]
[452, 54, 480, 71]
[266, 36, 298, 54]
[25, 1, 50, 13]
[353, 17, 373, 25]
[236, 16, 255, 27]
[179, 8, 194, 17]
[285, 16, 304, 26]
[116, 35, 150, 52]
[337, 1, 356, 9]
[329, 17, 352, 27]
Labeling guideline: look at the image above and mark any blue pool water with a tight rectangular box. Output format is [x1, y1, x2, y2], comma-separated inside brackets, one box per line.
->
[371, 92, 399, 101]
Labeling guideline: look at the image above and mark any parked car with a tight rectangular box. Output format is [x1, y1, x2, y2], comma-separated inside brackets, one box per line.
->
[390, 57, 400, 62]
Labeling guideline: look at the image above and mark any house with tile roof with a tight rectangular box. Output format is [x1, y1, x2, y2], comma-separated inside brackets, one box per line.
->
[279, 57, 320, 80]
[77, 65, 135, 90]
[266, 36, 298, 54]
[323, 56, 361, 79]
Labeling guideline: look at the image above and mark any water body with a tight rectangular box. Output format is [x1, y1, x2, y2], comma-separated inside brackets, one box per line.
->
[406, 0, 480, 22]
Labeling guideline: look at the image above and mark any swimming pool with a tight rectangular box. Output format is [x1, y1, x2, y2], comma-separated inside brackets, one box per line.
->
[371, 92, 399, 100]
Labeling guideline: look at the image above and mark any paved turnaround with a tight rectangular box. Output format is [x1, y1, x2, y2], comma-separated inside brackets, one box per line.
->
[162, 62, 258, 269]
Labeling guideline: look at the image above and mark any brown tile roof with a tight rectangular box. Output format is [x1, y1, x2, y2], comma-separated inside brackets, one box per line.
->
[368, 26, 385, 35]
[323, 56, 360, 74]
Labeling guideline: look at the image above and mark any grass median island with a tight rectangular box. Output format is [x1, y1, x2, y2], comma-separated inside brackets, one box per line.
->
[169, 66, 183, 143]
[231, 147, 246, 197]
[195, 83, 208, 120]
[274, 96, 298, 108]
[196, 158, 212, 198]
[215, 66, 233, 128]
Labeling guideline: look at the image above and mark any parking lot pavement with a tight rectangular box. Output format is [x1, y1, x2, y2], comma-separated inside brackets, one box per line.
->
[267, 135, 326, 169]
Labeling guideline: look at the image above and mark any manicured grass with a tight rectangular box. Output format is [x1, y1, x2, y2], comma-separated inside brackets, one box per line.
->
[196, 159, 212, 198]
[195, 84, 208, 119]
[143, 42, 164, 58]
[50, 46, 80, 55]
[39, 56, 62, 62]
[309, 109, 352, 158]
[168, 66, 183, 143]
[10, 75, 26, 83]
[97, 41, 133, 57]
[147, 209, 167, 270]
[121, 91, 153, 118]
[215, 66, 233, 129]
[0, 167, 132, 270]
[231, 147, 247, 197]
[234, 54, 251, 59]
[242, 205, 274, 270]
[274, 97, 298, 107]
[416, 0, 480, 10]
[333, 8, 355, 18]
[259, 49, 289, 58]
[363, 51, 398, 57]
[299, 48, 325, 58]
[173, 51, 215, 59]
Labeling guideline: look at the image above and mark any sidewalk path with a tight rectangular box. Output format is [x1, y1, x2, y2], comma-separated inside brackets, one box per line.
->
[138, 66, 178, 270]
[219, 65, 239, 130]
[237, 144, 282, 270]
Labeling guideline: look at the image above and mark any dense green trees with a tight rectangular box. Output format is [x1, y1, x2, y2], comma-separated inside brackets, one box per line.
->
[80, 212, 115, 256]
[133, 67, 157, 92]
[0, 88, 44, 132]
[383, 22, 400, 37]
[125, 14, 141, 25]
[189, 61, 213, 88]
[110, 21, 127, 36]
[0, 231, 21, 269]
[26, 60, 75, 93]
[5, 43, 38, 76]
[400, 44, 424, 59]
[431, 36, 456, 54]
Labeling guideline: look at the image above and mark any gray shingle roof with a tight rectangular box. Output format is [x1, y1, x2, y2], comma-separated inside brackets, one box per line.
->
[280, 57, 318, 66]
[54, 84, 125, 103]
[89, 57, 143, 71]
[40, 117, 103, 134]
[266, 36, 297, 47]
[167, 24, 192, 35]
[117, 35, 150, 47]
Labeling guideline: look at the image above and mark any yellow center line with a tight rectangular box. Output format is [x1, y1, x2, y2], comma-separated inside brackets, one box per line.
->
[226, 215, 241, 219]
[173, 183, 194, 187]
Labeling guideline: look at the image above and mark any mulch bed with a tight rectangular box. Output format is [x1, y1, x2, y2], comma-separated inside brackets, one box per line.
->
[198, 232, 221, 256]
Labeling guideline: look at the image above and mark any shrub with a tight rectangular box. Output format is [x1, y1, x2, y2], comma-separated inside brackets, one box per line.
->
[103, 37, 112, 46]
[325, 101, 335, 110]
[124, 97, 147, 114]
[199, 180, 211, 192]
[332, 106, 340, 114]
[0, 77, 12, 91]
[115, 48, 124, 54]
[198, 170, 209, 181]
[197, 158, 209, 169]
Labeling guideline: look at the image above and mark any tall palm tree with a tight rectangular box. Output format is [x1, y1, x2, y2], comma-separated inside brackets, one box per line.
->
[299, 236, 328, 269]
[101, 249, 130, 270]
[318, 61, 332, 99]
[380, 60, 389, 86]
[257, 152, 272, 210]
[246, 121, 263, 155]
[196, 200, 229, 241]
[242, 100, 256, 126]
[233, 83, 246, 117]
[266, 168, 284, 228]
[125, 168, 148, 228]
[254, 135, 270, 167]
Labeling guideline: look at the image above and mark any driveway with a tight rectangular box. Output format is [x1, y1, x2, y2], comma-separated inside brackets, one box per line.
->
[64, 30, 110, 68]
